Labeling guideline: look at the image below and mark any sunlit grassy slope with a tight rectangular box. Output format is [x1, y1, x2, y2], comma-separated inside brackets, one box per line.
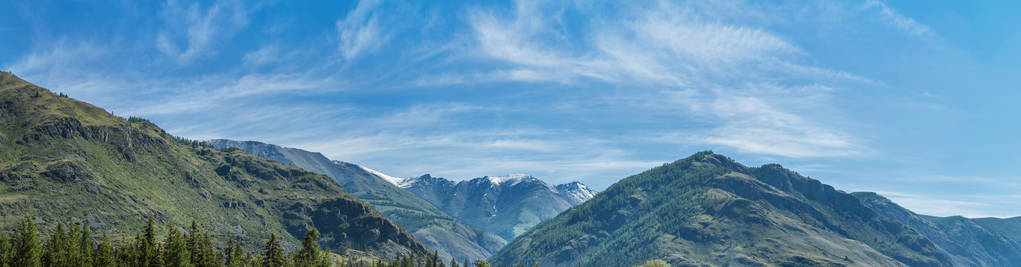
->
[0, 72, 428, 258]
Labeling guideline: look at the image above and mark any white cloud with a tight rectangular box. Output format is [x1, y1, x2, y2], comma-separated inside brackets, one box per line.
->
[873, 191, 1001, 218]
[460, 0, 873, 159]
[242, 45, 279, 67]
[863, 0, 933, 37]
[336, 0, 388, 61]
[115, 72, 339, 117]
[157, 0, 249, 64]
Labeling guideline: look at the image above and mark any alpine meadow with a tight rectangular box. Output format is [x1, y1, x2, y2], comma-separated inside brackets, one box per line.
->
[2, 1, 1021, 267]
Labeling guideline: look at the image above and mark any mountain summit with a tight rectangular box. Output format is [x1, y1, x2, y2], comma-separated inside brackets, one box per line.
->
[490, 152, 951, 266]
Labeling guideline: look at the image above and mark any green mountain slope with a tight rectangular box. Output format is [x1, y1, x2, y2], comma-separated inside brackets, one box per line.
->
[205, 139, 505, 261]
[853, 192, 1021, 266]
[0, 73, 427, 258]
[490, 152, 951, 266]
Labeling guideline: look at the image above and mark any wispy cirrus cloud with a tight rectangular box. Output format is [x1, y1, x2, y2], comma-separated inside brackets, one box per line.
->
[863, 0, 933, 37]
[156, 0, 249, 64]
[242, 45, 279, 68]
[457, 0, 873, 159]
[336, 0, 388, 61]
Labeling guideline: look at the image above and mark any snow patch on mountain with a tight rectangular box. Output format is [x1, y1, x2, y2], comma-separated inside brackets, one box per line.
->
[485, 173, 533, 186]
[359, 165, 406, 187]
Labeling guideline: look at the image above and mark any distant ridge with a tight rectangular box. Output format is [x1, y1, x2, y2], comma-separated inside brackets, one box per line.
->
[853, 192, 1021, 266]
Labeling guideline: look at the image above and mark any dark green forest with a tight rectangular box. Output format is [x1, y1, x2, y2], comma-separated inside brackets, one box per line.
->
[0, 216, 542, 267]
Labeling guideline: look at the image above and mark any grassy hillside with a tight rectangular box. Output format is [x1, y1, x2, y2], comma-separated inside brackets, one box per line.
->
[206, 139, 505, 261]
[490, 152, 951, 266]
[0, 73, 428, 258]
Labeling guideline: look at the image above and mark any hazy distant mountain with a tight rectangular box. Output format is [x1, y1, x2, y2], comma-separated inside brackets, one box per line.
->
[972, 217, 1021, 246]
[854, 192, 1021, 266]
[0, 73, 427, 258]
[400, 173, 596, 242]
[205, 139, 505, 261]
[490, 152, 951, 266]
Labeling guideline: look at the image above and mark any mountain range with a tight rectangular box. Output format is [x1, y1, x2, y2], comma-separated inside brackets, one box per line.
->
[400, 174, 596, 242]
[206, 139, 596, 262]
[0, 72, 427, 258]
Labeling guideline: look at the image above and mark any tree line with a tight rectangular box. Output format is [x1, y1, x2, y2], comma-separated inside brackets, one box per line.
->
[0, 217, 541, 267]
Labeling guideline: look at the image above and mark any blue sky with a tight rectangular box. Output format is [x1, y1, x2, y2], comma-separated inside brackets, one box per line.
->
[3, 0, 1020, 217]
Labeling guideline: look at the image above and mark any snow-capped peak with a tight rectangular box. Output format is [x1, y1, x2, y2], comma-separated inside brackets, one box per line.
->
[358, 165, 407, 187]
[554, 181, 596, 205]
[485, 173, 533, 186]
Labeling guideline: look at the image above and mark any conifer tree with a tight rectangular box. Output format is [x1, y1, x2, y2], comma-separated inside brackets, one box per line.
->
[153, 242, 165, 267]
[187, 221, 200, 264]
[140, 216, 159, 267]
[43, 223, 66, 266]
[187, 221, 217, 267]
[293, 228, 329, 267]
[96, 233, 115, 267]
[262, 233, 285, 267]
[0, 232, 7, 264]
[80, 221, 93, 267]
[66, 222, 82, 266]
[163, 222, 192, 267]
[430, 250, 441, 267]
[13, 218, 41, 267]
[0, 230, 11, 266]
[224, 238, 244, 267]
